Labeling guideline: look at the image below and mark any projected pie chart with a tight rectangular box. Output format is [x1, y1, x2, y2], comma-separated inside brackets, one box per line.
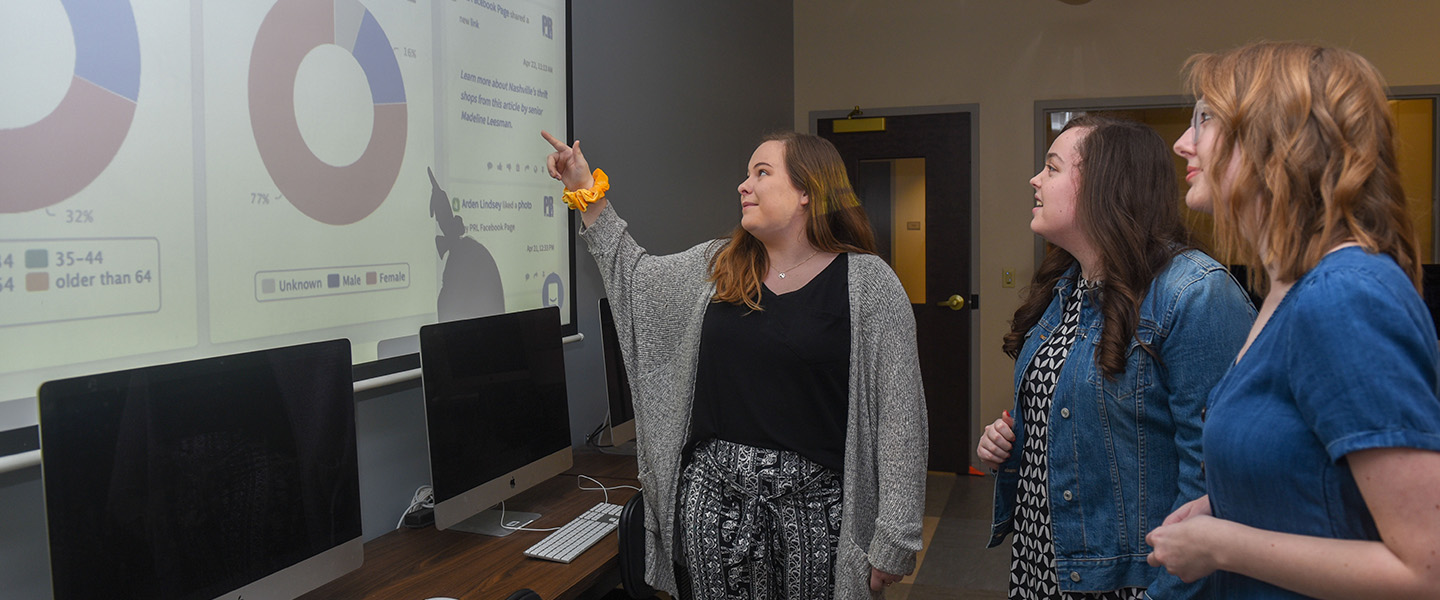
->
[249, 0, 406, 225]
[0, 0, 140, 214]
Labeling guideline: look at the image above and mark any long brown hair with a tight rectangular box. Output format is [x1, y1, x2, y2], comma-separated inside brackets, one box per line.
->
[1183, 41, 1420, 294]
[710, 132, 877, 309]
[1003, 116, 1192, 377]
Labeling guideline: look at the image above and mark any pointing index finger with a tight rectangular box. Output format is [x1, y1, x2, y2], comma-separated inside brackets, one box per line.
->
[540, 130, 569, 152]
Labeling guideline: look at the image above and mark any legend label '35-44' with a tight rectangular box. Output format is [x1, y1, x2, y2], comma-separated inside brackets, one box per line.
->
[0, 238, 162, 327]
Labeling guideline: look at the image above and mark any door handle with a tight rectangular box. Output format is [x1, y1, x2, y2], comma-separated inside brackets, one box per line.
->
[937, 294, 966, 311]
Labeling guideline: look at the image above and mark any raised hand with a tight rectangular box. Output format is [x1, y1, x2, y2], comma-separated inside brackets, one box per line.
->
[541, 130, 593, 191]
[428, 166, 452, 219]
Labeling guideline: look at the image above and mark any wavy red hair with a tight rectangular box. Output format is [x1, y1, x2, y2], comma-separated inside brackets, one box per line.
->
[1184, 41, 1420, 293]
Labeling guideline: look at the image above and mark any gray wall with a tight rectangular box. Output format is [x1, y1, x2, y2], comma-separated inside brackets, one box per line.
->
[0, 2, 793, 597]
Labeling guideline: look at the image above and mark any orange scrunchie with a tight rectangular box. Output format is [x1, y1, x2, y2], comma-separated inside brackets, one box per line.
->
[562, 168, 609, 212]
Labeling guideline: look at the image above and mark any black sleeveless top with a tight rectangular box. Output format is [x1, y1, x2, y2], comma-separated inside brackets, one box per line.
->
[688, 253, 851, 472]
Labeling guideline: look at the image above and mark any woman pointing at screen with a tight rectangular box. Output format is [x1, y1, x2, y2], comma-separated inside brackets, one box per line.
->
[543, 130, 927, 600]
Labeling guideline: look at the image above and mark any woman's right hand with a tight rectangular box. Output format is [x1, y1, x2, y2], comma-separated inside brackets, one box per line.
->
[976, 410, 1016, 471]
[1159, 494, 1213, 527]
[541, 130, 593, 191]
[1146, 495, 1224, 582]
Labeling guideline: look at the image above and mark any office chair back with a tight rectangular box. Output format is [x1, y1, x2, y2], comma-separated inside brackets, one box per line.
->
[618, 493, 656, 599]
[506, 588, 541, 600]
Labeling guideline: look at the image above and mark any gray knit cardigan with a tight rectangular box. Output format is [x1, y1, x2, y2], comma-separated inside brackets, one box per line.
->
[580, 204, 928, 600]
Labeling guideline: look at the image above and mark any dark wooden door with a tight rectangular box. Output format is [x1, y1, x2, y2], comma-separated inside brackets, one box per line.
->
[819, 112, 973, 473]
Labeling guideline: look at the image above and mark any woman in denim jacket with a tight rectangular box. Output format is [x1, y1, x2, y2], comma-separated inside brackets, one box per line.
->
[977, 115, 1254, 599]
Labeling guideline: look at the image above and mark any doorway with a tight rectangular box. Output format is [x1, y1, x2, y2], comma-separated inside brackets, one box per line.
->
[815, 109, 976, 474]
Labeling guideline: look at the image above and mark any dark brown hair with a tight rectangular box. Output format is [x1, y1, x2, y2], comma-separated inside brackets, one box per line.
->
[1003, 116, 1192, 377]
[710, 132, 877, 310]
[1184, 41, 1420, 293]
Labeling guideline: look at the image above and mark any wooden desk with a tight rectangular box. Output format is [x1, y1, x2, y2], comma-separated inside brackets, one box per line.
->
[301, 451, 639, 600]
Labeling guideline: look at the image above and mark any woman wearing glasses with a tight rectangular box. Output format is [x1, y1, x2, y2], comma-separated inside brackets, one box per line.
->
[1147, 41, 1440, 598]
[977, 115, 1254, 599]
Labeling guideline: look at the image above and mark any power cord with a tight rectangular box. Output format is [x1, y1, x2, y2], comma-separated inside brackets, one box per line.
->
[584, 420, 614, 448]
[395, 485, 434, 529]
[575, 473, 642, 500]
[497, 474, 642, 533]
[586, 419, 640, 455]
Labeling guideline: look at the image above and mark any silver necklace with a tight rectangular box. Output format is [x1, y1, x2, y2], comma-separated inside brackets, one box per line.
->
[774, 250, 820, 279]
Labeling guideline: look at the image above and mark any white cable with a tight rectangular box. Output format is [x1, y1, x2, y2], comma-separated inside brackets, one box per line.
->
[575, 474, 642, 506]
[497, 474, 643, 532]
[498, 501, 564, 532]
[395, 485, 435, 529]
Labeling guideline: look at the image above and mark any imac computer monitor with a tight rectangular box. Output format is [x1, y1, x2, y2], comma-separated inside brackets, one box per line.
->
[37, 339, 363, 600]
[420, 306, 574, 535]
[598, 297, 636, 446]
[1423, 264, 1440, 340]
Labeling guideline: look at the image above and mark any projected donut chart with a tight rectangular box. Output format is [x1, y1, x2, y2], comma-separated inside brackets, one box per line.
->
[249, 0, 407, 226]
[0, 0, 140, 214]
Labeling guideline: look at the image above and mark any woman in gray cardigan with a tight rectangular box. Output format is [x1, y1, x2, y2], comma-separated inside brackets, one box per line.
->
[543, 131, 928, 600]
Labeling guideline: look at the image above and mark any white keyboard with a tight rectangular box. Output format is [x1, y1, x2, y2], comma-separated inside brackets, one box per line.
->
[523, 502, 623, 563]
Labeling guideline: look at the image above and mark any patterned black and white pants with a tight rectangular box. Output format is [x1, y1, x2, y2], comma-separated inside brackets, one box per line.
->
[675, 438, 844, 600]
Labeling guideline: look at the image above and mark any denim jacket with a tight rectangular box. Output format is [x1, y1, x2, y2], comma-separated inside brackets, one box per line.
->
[988, 249, 1254, 599]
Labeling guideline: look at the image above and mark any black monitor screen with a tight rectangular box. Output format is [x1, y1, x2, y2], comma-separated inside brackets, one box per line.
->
[1423, 265, 1440, 339]
[420, 306, 571, 505]
[38, 339, 361, 600]
[599, 298, 634, 430]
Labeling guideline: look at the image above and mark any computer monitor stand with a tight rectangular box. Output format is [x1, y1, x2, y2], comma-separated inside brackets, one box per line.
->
[607, 439, 638, 456]
[448, 508, 540, 537]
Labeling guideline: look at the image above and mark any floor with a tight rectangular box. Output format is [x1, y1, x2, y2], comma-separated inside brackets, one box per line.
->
[889, 472, 1010, 600]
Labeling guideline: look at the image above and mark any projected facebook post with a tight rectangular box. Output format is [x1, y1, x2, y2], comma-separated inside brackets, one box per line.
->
[439, 0, 569, 324]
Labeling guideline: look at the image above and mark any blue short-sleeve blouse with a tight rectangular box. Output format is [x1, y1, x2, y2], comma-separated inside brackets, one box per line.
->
[1203, 247, 1440, 598]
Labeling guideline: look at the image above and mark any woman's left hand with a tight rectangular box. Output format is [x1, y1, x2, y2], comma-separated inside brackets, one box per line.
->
[870, 566, 903, 592]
